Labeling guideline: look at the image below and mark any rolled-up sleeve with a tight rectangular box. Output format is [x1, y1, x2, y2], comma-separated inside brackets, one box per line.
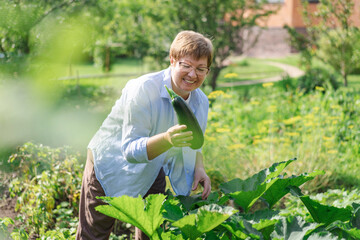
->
[121, 84, 153, 163]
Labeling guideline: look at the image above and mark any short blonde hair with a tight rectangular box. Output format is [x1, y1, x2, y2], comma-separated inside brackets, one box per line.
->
[170, 30, 213, 67]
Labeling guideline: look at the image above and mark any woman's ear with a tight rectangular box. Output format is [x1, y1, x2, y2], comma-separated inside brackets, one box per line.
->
[170, 56, 176, 66]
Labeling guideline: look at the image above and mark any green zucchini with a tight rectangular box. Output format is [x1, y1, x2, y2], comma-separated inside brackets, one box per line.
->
[165, 85, 204, 149]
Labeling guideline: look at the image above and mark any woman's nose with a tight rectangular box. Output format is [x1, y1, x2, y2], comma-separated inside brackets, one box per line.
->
[187, 68, 197, 78]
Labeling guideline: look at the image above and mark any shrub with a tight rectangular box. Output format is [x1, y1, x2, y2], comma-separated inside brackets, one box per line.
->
[297, 67, 339, 94]
[7, 142, 84, 237]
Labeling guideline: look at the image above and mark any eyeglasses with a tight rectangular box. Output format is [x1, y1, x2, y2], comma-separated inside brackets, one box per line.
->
[178, 61, 209, 76]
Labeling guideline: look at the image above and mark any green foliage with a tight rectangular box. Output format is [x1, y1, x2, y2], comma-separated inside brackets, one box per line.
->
[286, 0, 360, 87]
[2, 139, 360, 239]
[0, 0, 92, 60]
[204, 85, 360, 192]
[96, 159, 360, 239]
[0, 217, 14, 239]
[7, 142, 83, 238]
[96, 194, 166, 239]
[317, 28, 360, 87]
[91, 0, 175, 70]
[289, 186, 353, 226]
[297, 67, 339, 94]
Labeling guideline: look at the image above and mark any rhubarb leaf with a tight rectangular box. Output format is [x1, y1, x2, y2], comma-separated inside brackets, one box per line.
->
[95, 194, 166, 238]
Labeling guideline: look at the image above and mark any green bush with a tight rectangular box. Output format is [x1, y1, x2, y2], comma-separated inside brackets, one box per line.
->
[297, 67, 339, 94]
[7, 142, 83, 238]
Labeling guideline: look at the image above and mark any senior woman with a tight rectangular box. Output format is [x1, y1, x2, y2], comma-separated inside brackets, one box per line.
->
[76, 30, 213, 240]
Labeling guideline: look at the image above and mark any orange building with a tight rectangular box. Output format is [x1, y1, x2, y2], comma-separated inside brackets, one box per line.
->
[259, 0, 360, 28]
[243, 0, 360, 57]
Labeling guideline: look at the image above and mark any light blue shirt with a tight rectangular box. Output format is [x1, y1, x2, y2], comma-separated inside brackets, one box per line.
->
[88, 68, 209, 197]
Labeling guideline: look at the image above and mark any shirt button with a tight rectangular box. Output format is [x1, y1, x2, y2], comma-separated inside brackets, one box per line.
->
[186, 170, 189, 174]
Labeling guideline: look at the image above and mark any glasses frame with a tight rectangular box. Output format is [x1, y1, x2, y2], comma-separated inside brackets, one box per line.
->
[178, 61, 210, 76]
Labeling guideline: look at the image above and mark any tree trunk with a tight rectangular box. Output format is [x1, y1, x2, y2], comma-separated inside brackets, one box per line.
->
[210, 67, 221, 91]
[341, 65, 348, 87]
[343, 73, 348, 87]
[104, 46, 111, 72]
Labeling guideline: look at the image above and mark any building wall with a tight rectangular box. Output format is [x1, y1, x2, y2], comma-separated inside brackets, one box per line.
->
[258, 0, 360, 28]
[242, 0, 360, 57]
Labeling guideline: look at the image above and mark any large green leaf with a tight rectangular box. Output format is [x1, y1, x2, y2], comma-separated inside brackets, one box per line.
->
[262, 170, 324, 208]
[326, 220, 360, 239]
[177, 192, 228, 211]
[221, 215, 264, 240]
[162, 198, 184, 222]
[301, 196, 352, 225]
[220, 158, 296, 194]
[351, 203, 360, 229]
[230, 178, 279, 213]
[243, 209, 281, 239]
[289, 186, 353, 226]
[95, 194, 166, 239]
[172, 204, 237, 240]
[271, 216, 318, 240]
[160, 231, 185, 240]
[220, 159, 296, 212]
[306, 232, 339, 240]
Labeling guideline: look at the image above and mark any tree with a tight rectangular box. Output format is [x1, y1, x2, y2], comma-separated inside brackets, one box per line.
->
[0, 0, 93, 60]
[90, 0, 176, 72]
[286, 0, 360, 87]
[167, 0, 276, 90]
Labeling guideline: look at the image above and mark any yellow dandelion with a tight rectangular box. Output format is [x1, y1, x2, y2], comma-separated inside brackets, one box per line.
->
[313, 107, 320, 112]
[327, 150, 338, 154]
[283, 116, 302, 125]
[222, 93, 232, 99]
[267, 105, 277, 113]
[251, 100, 260, 105]
[206, 136, 217, 142]
[282, 142, 291, 147]
[324, 142, 335, 148]
[323, 136, 334, 141]
[216, 128, 231, 133]
[208, 90, 223, 99]
[227, 143, 246, 150]
[262, 82, 274, 88]
[280, 137, 292, 143]
[305, 114, 315, 119]
[304, 121, 314, 127]
[253, 139, 262, 145]
[285, 132, 300, 137]
[330, 105, 341, 109]
[212, 122, 221, 128]
[315, 86, 325, 91]
[262, 119, 274, 125]
[349, 125, 354, 129]
[224, 73, 239, 78]
[262, 137, 275, 143]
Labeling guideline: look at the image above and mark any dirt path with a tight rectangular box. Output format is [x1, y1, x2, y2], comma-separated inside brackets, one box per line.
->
[218, 61, 304, 87]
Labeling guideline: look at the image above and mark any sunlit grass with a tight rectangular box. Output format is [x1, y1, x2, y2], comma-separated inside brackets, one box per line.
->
[217, 58, 284, 83]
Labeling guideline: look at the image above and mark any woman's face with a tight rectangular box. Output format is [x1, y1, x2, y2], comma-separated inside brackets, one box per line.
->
[170, 56, 209, 99]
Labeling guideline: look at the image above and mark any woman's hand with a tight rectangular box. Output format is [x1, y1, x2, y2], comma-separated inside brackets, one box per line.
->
[164, 124, 193, 148]
[192, 152, 211, 200]
[192, 166, 211, 200]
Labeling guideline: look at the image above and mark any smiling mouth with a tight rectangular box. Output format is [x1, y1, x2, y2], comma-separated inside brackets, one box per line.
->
[184, 79, 196, 84]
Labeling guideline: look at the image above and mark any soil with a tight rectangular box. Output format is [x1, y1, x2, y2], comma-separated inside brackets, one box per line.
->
[0, 191, 18, 235]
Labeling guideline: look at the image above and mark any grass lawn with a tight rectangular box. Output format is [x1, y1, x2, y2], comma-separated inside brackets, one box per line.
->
[216, 58, 284, 84]
[57, 58, 159, 90]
